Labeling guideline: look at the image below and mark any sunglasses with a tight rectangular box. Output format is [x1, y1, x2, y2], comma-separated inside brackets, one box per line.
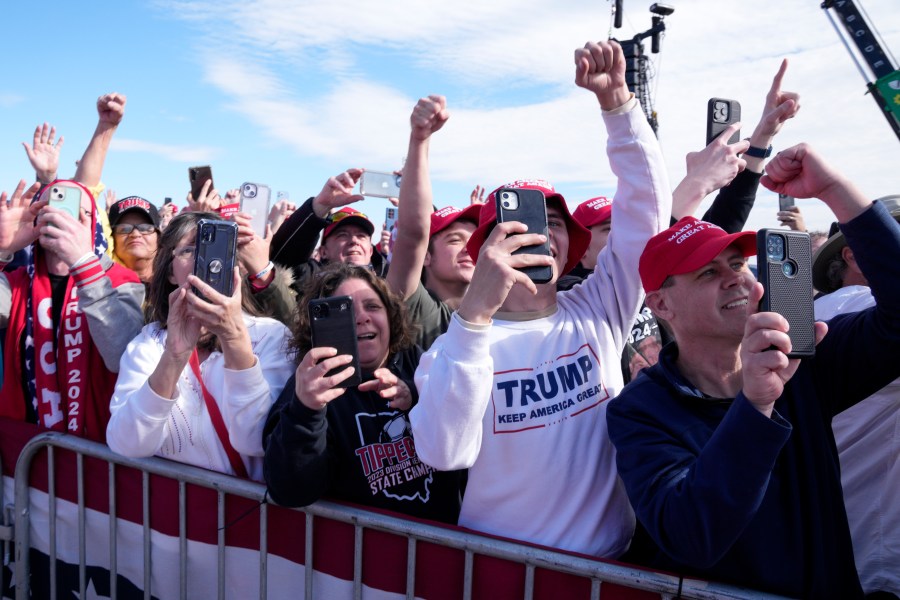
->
[113, 223, 157, 236]
[329, 209, 369, 224]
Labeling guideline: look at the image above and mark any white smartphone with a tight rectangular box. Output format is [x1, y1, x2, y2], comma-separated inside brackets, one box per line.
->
[239, 182, 272, 237]
[360, 171, 401, 198]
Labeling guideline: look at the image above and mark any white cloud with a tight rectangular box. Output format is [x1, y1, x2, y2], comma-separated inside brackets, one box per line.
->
[112, 138, 220, 163]
[170, 0, 900, 231]
[0, 93, 25, 108]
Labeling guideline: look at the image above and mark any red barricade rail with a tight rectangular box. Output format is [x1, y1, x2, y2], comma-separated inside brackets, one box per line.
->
[0, 419, 787, 600]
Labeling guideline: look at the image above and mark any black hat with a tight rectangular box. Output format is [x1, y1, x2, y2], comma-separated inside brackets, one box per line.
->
[108, 196, 161, 228]
[812, 195, 900, 293]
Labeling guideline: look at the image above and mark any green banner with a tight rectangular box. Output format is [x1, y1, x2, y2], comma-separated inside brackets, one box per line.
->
[874, 70, 900, 121]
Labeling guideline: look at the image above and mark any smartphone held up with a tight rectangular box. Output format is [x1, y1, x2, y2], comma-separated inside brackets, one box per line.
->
[756, 229, 815, 358]
[188, 165, 214, 201]
[239, 182, 272, 238]
[309, 296, 362, 388]
[193, 219, 238, 298]
[360, 171, 401, 198]
[778, 193, 795, 212]
[706, 98, 741, 146]
[495, 187, 552, 284]
[46, 183, 84, 221]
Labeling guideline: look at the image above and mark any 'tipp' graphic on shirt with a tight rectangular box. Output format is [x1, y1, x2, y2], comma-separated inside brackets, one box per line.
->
[353, 412, 434, 502]
[491, 344, 609, 433]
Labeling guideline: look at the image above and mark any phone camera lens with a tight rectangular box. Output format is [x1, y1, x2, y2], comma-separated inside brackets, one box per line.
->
[767, 235, 785, 261]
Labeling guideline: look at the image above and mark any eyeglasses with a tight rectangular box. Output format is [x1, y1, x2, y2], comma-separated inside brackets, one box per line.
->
[173, 245, 196, 260]
[113, 223, 157, 236]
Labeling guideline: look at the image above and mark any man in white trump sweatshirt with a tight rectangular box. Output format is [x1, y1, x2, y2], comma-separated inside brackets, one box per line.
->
[410, 39, 672, 557]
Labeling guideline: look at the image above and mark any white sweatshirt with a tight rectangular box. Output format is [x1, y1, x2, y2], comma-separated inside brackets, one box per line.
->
[107, 315, 294, 481]
[410, 100, 671, 557]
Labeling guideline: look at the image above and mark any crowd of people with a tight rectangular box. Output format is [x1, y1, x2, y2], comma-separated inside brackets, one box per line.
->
[1, 40, 897, 599]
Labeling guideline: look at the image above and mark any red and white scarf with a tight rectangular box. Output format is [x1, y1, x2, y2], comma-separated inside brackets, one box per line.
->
[28, 257, 94, 432]
[0, 180, 126, 440]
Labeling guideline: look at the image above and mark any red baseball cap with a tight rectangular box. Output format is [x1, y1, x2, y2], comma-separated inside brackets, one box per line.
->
[572, 196, 612, 229]
[323, 207, 375, 240]
[466, 179, 591, 276]
[639, 217, 756, 292]
[430, 204, 482, 237]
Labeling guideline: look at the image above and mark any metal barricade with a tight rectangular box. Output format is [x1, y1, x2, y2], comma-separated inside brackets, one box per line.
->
[11, 432, 786, 600]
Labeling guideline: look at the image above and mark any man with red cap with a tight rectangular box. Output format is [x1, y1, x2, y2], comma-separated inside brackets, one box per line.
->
[606, 144, 900, 598]
[269, 170, 386, 289]
[384, 95, 481, 349]
[555, 196, 612, 291]
[410, 40, 671, 558]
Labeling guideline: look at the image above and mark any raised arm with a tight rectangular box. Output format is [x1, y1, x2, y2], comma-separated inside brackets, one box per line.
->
[671, 123, 749, 222]
[269, 169, 364, 267]
[675, 60, 800, 232]
[744, 59, 800, 175]
[22, 123, 64, 185]
[569, 40, 671, 338]
[574, 39, 631, 110]
[0, 180, 45, 256]
[73, 93, 126, 188]
[386, 96, 449, 300]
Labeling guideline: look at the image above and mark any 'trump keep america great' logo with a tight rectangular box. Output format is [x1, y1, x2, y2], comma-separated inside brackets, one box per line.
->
[491, 344, 609, 434]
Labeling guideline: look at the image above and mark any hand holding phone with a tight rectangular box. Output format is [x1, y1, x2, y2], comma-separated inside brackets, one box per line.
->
[193, 219, 238, 298]
[188, 166, 214, 201]
[495, 188, 552, 284]
[239, 182, 272, 238]
[706, 98, 741, 146]
[309, 296, 362, 388]
[778, 193, 795, 211]
[385, 207, 398, 232]
[47, 183, 84, 221]
[756, 229, 815, 358]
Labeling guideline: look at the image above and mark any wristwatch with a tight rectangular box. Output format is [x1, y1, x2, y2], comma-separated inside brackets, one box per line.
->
[745, 144, 773, 159]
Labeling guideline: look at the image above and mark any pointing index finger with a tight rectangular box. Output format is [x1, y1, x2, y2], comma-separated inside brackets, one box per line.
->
[769, 59, 788, 95]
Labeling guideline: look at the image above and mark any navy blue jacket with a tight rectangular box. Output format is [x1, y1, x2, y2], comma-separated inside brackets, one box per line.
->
[607, 200, 900, 599]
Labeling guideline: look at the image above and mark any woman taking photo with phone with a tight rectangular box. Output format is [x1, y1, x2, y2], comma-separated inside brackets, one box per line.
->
[107, 211, 294, 481]
[262, 263, 462, 523]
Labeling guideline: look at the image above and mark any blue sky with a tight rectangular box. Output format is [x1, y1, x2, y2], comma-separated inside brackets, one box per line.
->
[1, 1, 898, 235]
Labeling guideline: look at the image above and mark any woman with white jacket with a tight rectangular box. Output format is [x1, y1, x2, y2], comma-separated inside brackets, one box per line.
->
[107, 211, 293, 481]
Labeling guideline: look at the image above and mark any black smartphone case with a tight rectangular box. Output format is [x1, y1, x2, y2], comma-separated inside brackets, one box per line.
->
[309, 296, 362, 388]
[495, 188, 552, 284]
[706, 98, 741, 146]
[189, 166, 214, 200]
[756, 229, 815, 358]
[193, 219, 238, 297]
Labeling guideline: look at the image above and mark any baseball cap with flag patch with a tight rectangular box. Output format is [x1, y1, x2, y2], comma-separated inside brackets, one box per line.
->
[323, 207, 375, 240]
[465, 179, 591, 276]
[639, 216, 756, 293]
